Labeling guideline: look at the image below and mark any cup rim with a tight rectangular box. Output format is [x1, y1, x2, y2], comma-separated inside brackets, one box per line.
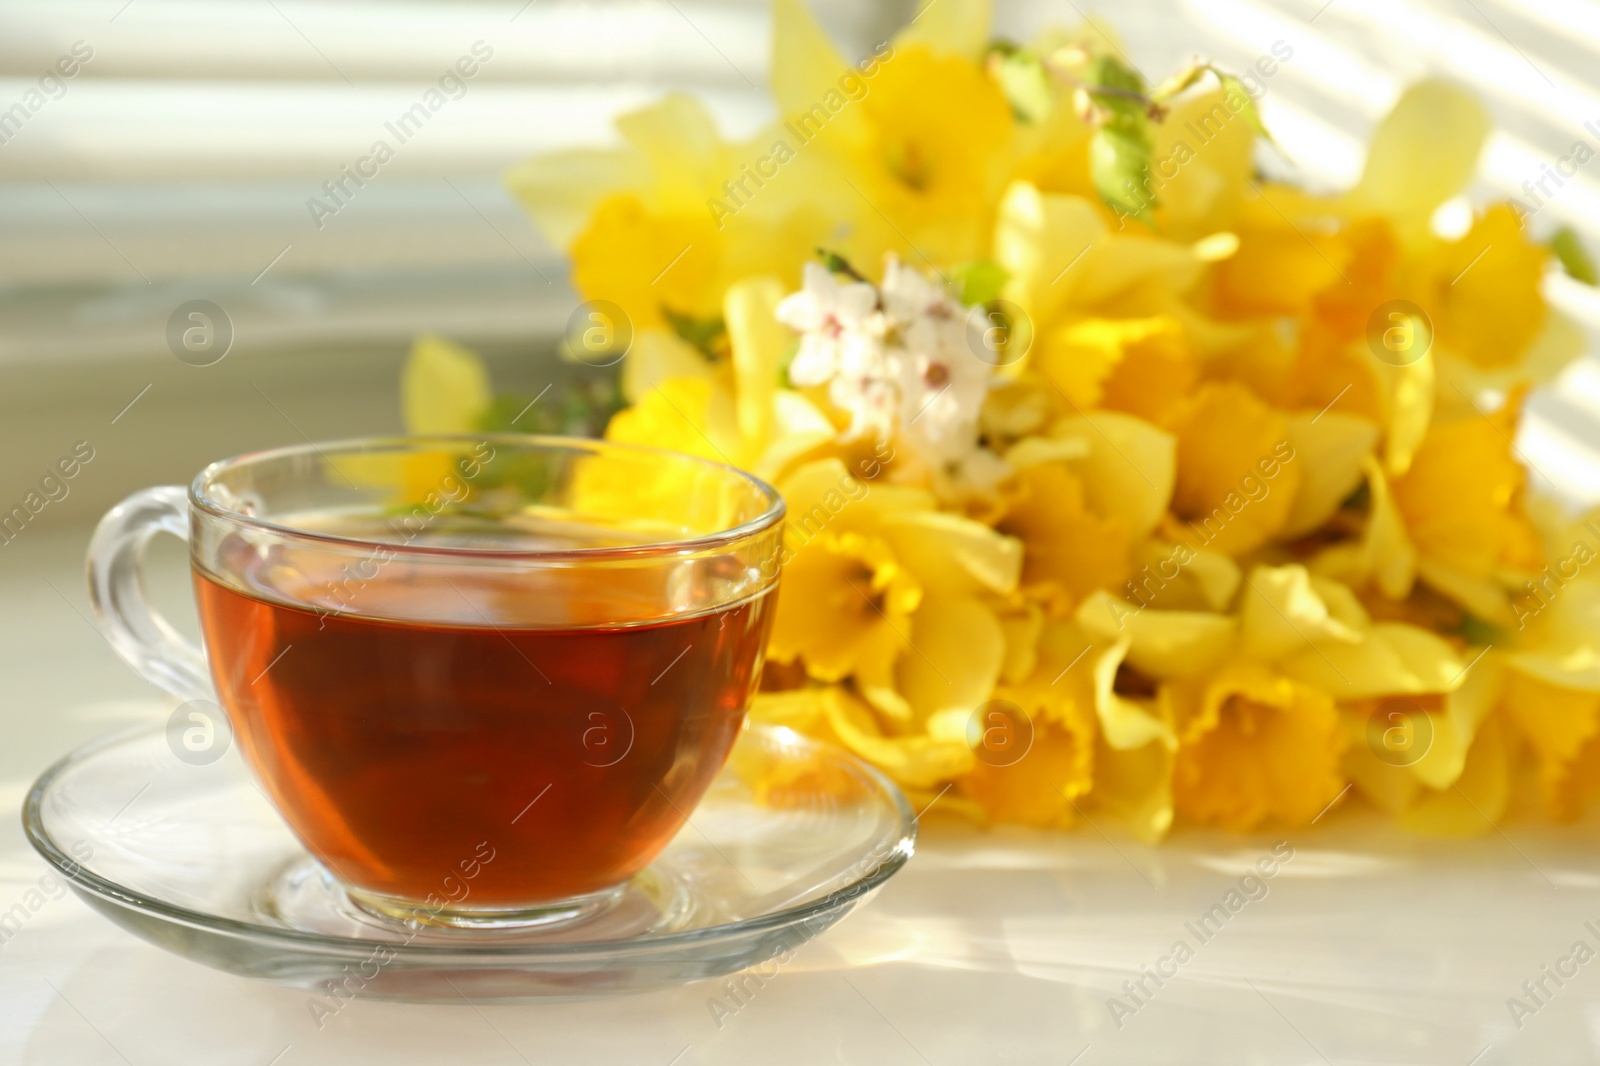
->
[189, 433, 786, 562]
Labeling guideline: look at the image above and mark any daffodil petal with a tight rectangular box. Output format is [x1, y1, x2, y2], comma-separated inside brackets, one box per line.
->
[1416, 556, 1516, 631]
[1092, 638, 1176, 750]
[1280, 622, 1464, 698]
[725, 276, 788, 445]
[1280, 411, 1379, 539]
[1076, 591, 1237, 679]
[881, 511, 1024, 595]
[621, 328, 712, 402]
[1508, 575, 1600, 687]
[1374, 347, 1434, 478]
[1054, 411, 1177, 539]
[750, 687, 830, 731]
[1240, 564, 1364, 662]
[824, 687, 974, 789]
[998, 603, 1045, 684]
[894, 0, 990, 58]
[403, 334, 491, 434]
[1085, 233, 1206, 305]
[1313, 456, 1417, 600]
[606, 376, 739, 464]
[1183, 546, 1243, 611]
[1006, 435, 1092, 468]
[1412, 654, 1502, 790]
[506, 146, 647, 248]
[1150, 89, 1253, 239]
[995, 181, 1103, 326]
[898, 593, 1006, 721]
[614, 93, 729, 211]
[770, 0, 869, 148]
[1002, 618, 1097, 727]
[1089, 735, 1175, 843]
[1349, 79, 1490, 237]
[1396, 714, 1510, 836]
[1342, 713, 1423, 815]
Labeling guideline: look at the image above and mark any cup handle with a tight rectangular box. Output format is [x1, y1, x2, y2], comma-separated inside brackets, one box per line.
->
[86, 486, 213, 702]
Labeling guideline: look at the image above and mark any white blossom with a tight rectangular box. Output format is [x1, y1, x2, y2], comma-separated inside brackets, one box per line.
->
[777, 255, 1008, 502]
[775, 262, 881, 389]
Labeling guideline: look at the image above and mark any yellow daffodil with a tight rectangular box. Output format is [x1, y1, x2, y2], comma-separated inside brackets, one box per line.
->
[749, 685, 974, 791]
[1429, 206, 1548, 372]
[375, 334, 493, 496]
[995, 411, 1179, 612]
[1208, 185, 1354, 321]
[766, 456, 1020, 730]
[1499, 573, 1600, 818]
[511, 93, 835, 329]
[1162, 382, 1301, 556]
[1501, 668, 1597, 819]
[1390, 391, 1545, 581]
[959, 715, 1092, 829]
[1342, 652, 1502, 799]
[994, 181, 1229, 337]
[996, 458, 1132, 612]
[852, 47, 1016, 266]
[1146, 89, 1256, 241]
[959, 620, 1098, 828]
[1345, 80, 1489, 245]
[769, 528, 921, 682]
[495, 5, 1599, 841]
[1034, 315, 1197, 426]
[604, 278, 835, 477]
[1169, 661, 1347, 830]
[770, 0, 1014, 268]
[1079, 631, 1179, 840]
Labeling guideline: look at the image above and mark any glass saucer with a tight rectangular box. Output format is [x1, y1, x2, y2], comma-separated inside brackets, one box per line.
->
[23, 722, 915, 1001]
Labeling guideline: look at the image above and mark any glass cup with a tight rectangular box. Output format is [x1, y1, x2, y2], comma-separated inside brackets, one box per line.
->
[87, 436, 784, 928]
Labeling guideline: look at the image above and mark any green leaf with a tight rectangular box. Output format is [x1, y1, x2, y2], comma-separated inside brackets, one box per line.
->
[1452, 613, 1506, 648]
[1215, 72, 1275, 146]
[661, 308, 727, 357]
[1091, 125, 1154, 220]
[990, 46, 1054, 123]
[816, 247, 868, 282]
[1150, 61, 1206, 102]
[1551, 226, 1598, 285]
[1082, 54, 1148, 121]
[1150, 60, 1279, 152]
[949, 260, 1011, 306]
[1082, 55, 1155, 220]
[476, 376, 624, 439]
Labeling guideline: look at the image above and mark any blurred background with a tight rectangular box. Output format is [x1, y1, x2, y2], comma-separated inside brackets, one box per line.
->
[2, 4, 1599, 1059]
[1, 0, 1597, 524]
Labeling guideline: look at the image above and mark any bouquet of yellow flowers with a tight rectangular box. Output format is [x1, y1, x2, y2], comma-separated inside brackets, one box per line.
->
[408, 0, 1600, 839]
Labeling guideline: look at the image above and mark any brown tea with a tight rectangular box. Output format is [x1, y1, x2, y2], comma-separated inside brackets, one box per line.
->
[194, 539, 775, 910]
